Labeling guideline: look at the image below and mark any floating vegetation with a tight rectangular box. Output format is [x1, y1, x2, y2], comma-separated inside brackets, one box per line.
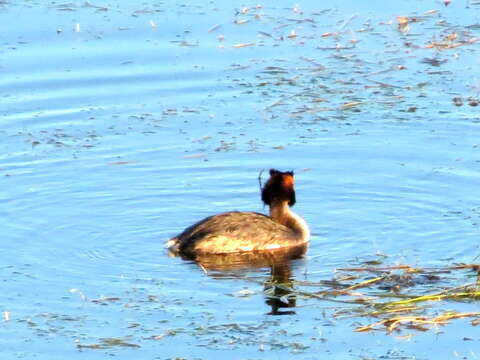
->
[77, 337, 141, 349]
[3, 1, 480, 358]
[265, 261, 480, 334]
[355, 311, 480, 333]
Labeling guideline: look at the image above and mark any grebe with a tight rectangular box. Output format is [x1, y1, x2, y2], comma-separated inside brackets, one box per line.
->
[167, 169, 310, 256]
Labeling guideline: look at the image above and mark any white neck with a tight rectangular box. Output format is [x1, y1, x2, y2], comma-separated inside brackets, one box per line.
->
[269, 201, 310, 242]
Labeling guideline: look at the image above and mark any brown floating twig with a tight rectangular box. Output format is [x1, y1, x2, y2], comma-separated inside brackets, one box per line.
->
[356, 312, 480, 332]
[337, 265, 414, 272]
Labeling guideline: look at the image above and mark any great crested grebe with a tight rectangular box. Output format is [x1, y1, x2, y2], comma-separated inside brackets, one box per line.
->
[167, 169, 310, 256]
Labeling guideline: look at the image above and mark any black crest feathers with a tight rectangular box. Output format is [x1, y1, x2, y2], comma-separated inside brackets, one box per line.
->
[261, 169, 296, 206]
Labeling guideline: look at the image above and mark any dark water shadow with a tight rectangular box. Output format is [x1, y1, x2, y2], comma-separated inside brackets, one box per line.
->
[177, 244, 308, 315]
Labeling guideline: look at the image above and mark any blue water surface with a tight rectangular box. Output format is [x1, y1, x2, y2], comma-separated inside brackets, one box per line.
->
[1, 0, 480, 359]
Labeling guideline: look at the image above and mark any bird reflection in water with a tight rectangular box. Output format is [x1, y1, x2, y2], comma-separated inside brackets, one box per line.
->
[173, 244, 308, 315]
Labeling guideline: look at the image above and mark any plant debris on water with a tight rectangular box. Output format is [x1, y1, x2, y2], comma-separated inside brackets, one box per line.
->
[265, 260, 480, 334]
[3, 1, 480, 357]
[77, 337, 141, 349]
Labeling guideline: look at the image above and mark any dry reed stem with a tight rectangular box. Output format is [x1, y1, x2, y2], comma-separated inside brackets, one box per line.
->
[337, 265, 413, 272]
[384, 290, 480, 306]
[344, 277, 384, 290]
[356, 311, 480, 332]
